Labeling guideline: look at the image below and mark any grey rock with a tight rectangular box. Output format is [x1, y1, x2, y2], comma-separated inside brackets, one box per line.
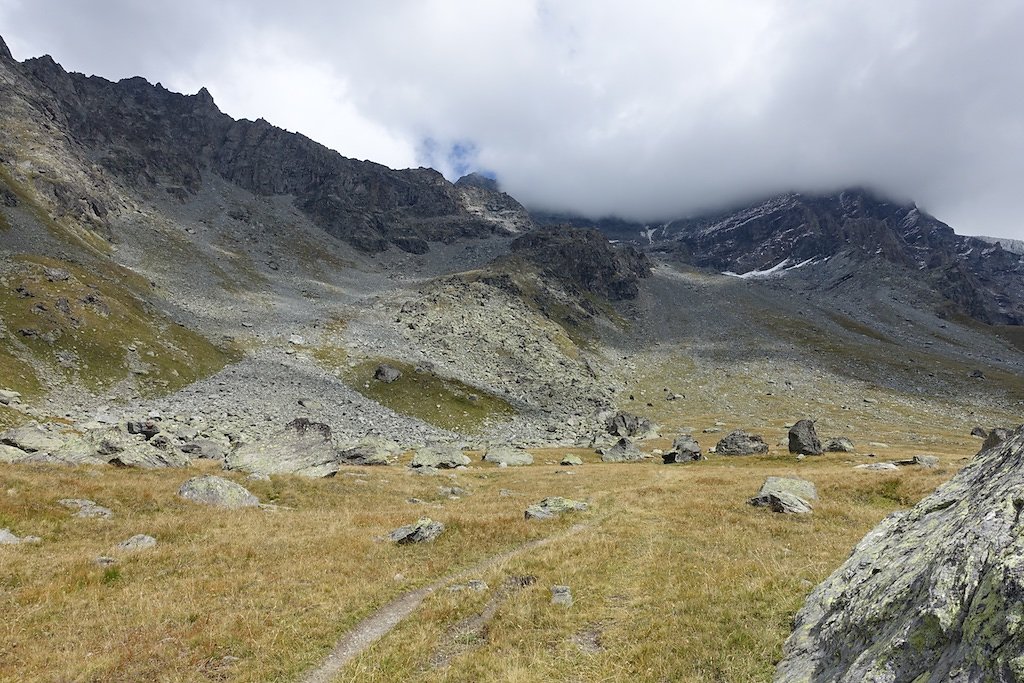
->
[605, 411, 658, 439]
[749, 491, 813, 514]
[854, 462, 900, 471]
[663, 435, 703, 463]
[0, 389, 21, 405]
[410, 446, 471, 469]
[482, 446, 534, 466]
[599, 437, 643, 463]
[389, 517, 444, 544]
[117, 534, 157, 551]
[776, 425, 1024, 683]
[374, 364, 402, 383]
[551, 585, 574, 606]
[337, 437, 401, 466]
[58, 498, 113, 519]
[0, 444, 29, 463]
[970, 426, 987, 438]
[94, 556, 117, 567]
[1, 424, 65, 454]
[754, 476, 818, 502]
[715, 430, 769, 456]
[894, 454, 940, 469]
[560, 455, 584, 466]
[126, 419, 161, 440]
[982, 427, 1011, 450]
[180, 438, 227, 460]
[824, 437, 856, 453]
[0, 528, 41, 544]
[525, 496, 589, 520]
[178, 475, 259, 508]
[788, 419, 823, 455]
[225, 418, 343, 477]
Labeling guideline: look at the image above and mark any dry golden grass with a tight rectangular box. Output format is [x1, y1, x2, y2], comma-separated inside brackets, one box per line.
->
[0, 440, 975, 683]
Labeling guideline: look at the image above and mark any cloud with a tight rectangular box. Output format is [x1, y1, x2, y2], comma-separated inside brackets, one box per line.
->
[2, 0, 1023, 238]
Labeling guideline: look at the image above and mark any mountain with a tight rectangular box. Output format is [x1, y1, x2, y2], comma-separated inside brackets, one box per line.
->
[538, 189, 1024, 325]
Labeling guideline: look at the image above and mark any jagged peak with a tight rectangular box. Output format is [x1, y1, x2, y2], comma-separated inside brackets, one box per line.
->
[455, 172, 500, 192]
[0, 34, 11, 61]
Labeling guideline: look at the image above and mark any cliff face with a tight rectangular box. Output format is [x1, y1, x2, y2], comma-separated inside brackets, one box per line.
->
[1, 41, 533, 253]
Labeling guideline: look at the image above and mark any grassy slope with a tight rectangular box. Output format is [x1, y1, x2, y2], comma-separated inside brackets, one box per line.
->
[0, 442, 971, 683]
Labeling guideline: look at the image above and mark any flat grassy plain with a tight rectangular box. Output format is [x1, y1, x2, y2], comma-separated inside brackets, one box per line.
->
[0, 440, 975, 683]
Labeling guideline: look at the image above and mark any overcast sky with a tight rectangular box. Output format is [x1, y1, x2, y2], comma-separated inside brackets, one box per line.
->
[2, 1, 1023, 238]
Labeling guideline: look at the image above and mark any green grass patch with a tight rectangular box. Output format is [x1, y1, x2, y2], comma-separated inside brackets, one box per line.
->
[343, 358, 516, 434]
[0, 255, 238, 397]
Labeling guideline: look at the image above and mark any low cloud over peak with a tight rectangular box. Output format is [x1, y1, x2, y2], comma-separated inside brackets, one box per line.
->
[3, 1, 1023, 237]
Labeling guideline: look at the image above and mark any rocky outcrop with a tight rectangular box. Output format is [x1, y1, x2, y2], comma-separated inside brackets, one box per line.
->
[776, 425, 1024, 682]
[225, 418, 344, 477]
[715, 430, 769, 456]
[178, 475, 259, 509]
[605, 412, 659, 439]
[788, 420, 823, 455]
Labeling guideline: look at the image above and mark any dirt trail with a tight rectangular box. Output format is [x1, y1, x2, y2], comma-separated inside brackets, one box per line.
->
[298, 522, 593, 683]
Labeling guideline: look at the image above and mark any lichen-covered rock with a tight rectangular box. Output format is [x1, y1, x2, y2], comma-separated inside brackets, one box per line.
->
[824, 437, 856, 453]
[560, 454, 584, 466]
[749, 477, 816, 514]
[525, 496, 589, 520]
[599, 437, 642, 462]
[58, 498, 113, 519]
[117, 534, 157, 551]
[225, 418, 343, 477]
[389, 517, 444, 544]
[0, 528, 41, 544]
[663, 435, 702, 463]
[482, 446, 534, 466]
[788, 420, 823, 455]
[776, 424, 1024, 683]
[337, 438, 401, 466]
[178, 475, 259, 509]
[1, 424, 65, 454]
[410, 446, 471, 469]
[715, 430, 769, 455]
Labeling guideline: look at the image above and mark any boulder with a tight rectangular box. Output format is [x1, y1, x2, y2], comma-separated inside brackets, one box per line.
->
[749, 491, 813, 514]
[755, 476, 818, 502]
[410, 446, 471, 469]
[824, 437, 856, 453]
[389, 517, 444, 544]
[178, 475, 259, 509]
[551, 585, 573, 606]
[337, 438, 401, 466]
[599, 437, 643, 463]
[117, 534, 157, 551]
[605, 411, 658, 439]
[180, 438, 228, 460]
[525, 496, 589, 520]
[560, 455, 584, 466]
[482, 446, 534, 466]
[788, 420, 823, 455]
[374, 363, 402, 383]
[58, 498, 113, 519]
[894, 455, 940, 469]
[776, 425, 1024, 683]
[1, 424, 65, 454]
[0, 389, 21, 405]
[715, 430, 769, 456]
[982, 427, 1011, 450]
[663, 435, 702, 463]
[749, 477, 816, 514]
[126, 420, 161, 440]
[854, 462, 899, 471]
[225, 418, 343, 477]
[0, 528, 41, 544]
[970, 426, 987, 438]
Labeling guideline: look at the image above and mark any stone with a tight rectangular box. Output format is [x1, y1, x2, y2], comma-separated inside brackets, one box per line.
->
[374, 363, 402, 383]
[551, 585, 574, 606]
[525, 496, 589, 520]
[560, 455, 583, 466]
[824, 437, 855, 453]
[389, 517, 444, 544]
[126, 420, 161, 440]
[854, 462, 899, 471]
[225, 418, 344, 477]
[180, 438, 227, 460]
[482, 446, 534, 466]
[788, 419, 823, 455]
[410, 446, 471, 469]
[970, 426, 987, 438]
[982, 427, 1011, 450]
[117, 534, 157, 551]
[599, 437, 643, 462]
[0, 444, 29, 463]
[178, 475, 259, 508]
[0, 389, 21, 405]
[663, 435, 703, 463]
[894, 454, 940, 469]
[754, 476, 818, 502]
[288, 334, 306, 346]
[605, 411, 658, 439]
[776, 425, 1024, 683]
[715, 430, 769, 456]
[58, 498, 113, 519]
[337, 438, 401, 466]
[749, 491, 813, 514]
[94, 556, 117, 567]
[1, 424, 65, 454]
[0, 528, 41, 544]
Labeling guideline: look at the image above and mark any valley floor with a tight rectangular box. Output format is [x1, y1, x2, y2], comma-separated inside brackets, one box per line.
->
[1, 438, 978, 683]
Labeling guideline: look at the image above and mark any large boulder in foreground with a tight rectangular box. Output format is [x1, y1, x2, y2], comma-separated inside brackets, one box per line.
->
[178, 476, 259, 509]
[225, 418, 343, 477]
[776, 425, 1024, 682]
